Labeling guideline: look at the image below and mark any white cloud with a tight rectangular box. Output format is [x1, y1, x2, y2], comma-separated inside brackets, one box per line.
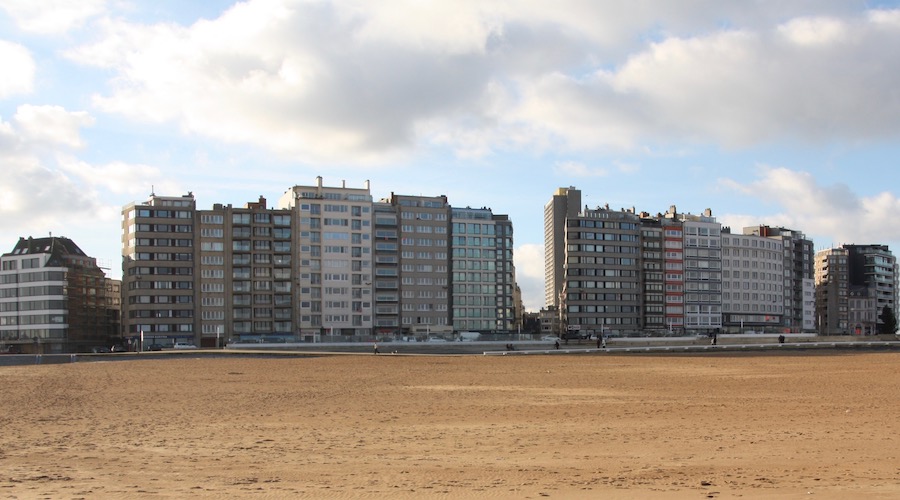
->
[56, 157, 171, 196]
[719, 166, 900, 248]
[59, 1, 900, 163]
[554, 160, 608, 178]
[868, 9, 900, 28]
[778, 16, 848, 46]
[0, 40, 34, 98]
[514, 242, 544, 312]
[0, 105, 176, 262]
[0, 0, 108, 34]
[14, 105, 93, 148]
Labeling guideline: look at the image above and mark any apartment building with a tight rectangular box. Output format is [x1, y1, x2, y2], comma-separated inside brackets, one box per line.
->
[845, 244, 898, 328]
[660, 213, 686, 334]
[815, 244, 898, 335]
[545, 188, 806, 336]
[371, 194, 453, 338]
[848, 286, 877, 335]
[121, 179, 521, 343]
[638, 218, 666, 332]
[372, 201, 401, 336]
[278, 178, 374, 340]
[543, 187, 581, 309]
[722, 229, 784, 333]
[1, 236, 120, 353]
[197, 197, 294, 345]
[451, 206, 516, 333]
[121, 193, 197, 347]
[675, 208, 724, 334]
[560, 205, 642, 337]
[815, 247, 849, 334]
[743, 226, 814, 331]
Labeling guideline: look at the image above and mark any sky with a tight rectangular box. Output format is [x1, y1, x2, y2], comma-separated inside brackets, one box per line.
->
[3, 1, 900, 313]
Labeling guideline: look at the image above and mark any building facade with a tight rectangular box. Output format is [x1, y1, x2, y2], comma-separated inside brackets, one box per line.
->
[197, 197, 294, 345]
[815, 244, 898, 335]
[561, 205, 642, 338]
[123, 179, 521, 344]
[543, 187, 581, 309]
[544, 187, 817, 336]
[814, 247, 849, 334]
[638, 219, 666, 333]
[743, 226, 815, 332]
[1, 236, 120, 353]
[451, 206, 516, 333]
[121, 193, 197, 348]
[373, 194, 452, 339]
[845, 244, 898, 331]
[278, 178, 375, 340]
[722, 229, 784, 333]
[372, 201, 401, 337]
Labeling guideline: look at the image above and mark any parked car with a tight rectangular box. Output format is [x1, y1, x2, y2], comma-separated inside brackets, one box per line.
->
[427, 337, 448, 342]
[110, 344, 128, 352]
[91, 346, 111, 353]
[458, 331, 481, 342]
[541, 336, 561, 342]
[146, 343, 164, 351]
[173, 342, 198, 349]
[0, 345, 22, 354]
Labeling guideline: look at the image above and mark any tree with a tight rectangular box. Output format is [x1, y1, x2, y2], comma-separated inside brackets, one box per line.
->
[878, 306, 898, 335]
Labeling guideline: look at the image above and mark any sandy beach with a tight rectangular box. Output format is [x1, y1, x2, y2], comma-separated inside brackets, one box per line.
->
[1, 351, 898, 499]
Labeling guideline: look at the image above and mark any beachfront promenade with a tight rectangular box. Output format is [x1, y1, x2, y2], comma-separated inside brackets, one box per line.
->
[2, 334, 898, 366]
[226, 333, 900, 356]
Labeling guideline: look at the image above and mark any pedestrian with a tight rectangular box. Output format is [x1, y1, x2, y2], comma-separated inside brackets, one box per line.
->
[554, 340, 560, 349]
[374, 343, 379, 355]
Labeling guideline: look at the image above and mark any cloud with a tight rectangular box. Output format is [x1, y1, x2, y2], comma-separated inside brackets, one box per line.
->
[514, 242, 544, 312]
[60, 1, 900, 164]
[531, 10, 900, 149]
[0, 105, 176, 256]
[778, 16, 848, 46]
[0, 40, 34, 98]
[0, 0, 108, 34]
[14, 104, 93, 148]
[554, 160, 608, 178]
[56, 157, 172, 196]
[66, 2, 499, 164]
[719, 166, 900, 248]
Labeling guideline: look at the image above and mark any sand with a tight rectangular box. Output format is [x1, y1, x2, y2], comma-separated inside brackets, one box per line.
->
[1, 351, 898, 499]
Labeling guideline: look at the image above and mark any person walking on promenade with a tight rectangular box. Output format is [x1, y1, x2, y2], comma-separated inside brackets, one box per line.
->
[374, 343, 379, 355]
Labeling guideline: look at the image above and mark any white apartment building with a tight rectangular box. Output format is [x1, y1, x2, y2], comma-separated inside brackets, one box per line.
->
[278, 177, 374, 339]
[722, 230, 784, 333]
[1, 236, 119, 353]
